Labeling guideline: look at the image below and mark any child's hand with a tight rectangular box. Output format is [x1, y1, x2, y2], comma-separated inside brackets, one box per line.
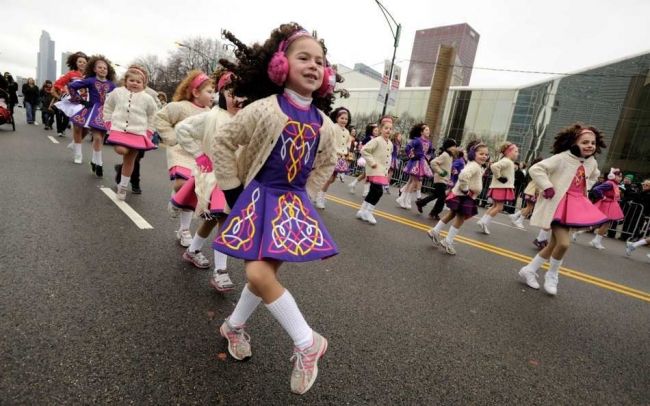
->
[497, 176, 508, 183]
[542, 188, 555, 199]
[439, 170, 448, 177]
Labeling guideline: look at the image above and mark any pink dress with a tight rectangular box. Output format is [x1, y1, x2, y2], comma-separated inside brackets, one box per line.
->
[552, 165, 608, 227]
[593, 180, 625, 221]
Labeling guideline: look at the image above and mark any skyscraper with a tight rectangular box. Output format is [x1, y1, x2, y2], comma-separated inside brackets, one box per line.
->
[405, 23, 479, 87]
[61, 51, 73, 76]
[37, 30, 56, 85]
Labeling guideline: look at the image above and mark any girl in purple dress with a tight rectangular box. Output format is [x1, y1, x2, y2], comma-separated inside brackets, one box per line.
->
[518, 124, 608, 296]
[68, 55, 116, 177]
[211, 23, 340, 395]
[396, 123, 434, 209]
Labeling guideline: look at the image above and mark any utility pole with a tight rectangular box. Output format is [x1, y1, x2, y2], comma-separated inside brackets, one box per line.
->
[375, 0, 401, 116]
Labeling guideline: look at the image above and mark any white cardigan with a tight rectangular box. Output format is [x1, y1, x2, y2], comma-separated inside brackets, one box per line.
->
[529, 150, 600, 228]
[451, 161, 484, 198]
[176, 107, 233, 214]
[361, 136, 393, 177]
[488, 157, 515, 189]
[430, 151, 452, 184]
[103, 87, 158, 136]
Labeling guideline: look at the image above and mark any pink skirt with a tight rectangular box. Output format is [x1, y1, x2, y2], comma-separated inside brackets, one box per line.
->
[169, 165, 192, 181]
[171, 177, 226, 215]
[594, 199, 624, 221]
[488, 188, 515, 202]
[552, 192, 608, 228]
[367, 175, 389, 186]
[107, 130, 156, 151]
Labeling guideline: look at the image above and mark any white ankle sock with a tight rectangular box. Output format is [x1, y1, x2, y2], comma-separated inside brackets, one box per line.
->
[537, 229, 550, 242]
[527, 254, 547, 271]
[214, 250, 228, 272]
[189, 234, 206, 252]
[445, 225, 459, 243]
[548, 257, 563, 275]
[179, 210, 192, 231]
[513, 210, 521, 219]
[119, 176, 130, 189]
[593, 234, 603, 244]
[480, 214, 492, 225]
[95, 150, 102, 166]
[74, 143, 82, 155]
[633, 239, 648, 248]
[359, 201, 368, 211]
[266, 290, 313, 350]
[349, 179, 357, 187]
[229, 284, 262, 327]
[433, 220, 447, 233]
[91, 150, 97, 164]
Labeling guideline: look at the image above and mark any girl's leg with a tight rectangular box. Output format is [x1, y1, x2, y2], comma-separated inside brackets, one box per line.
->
[429, 211, 455, 246]
[478, 201, 503, 234]
[439, 213, 465, 254]
[183, 218, 219, 269]
[72, 126, 85, 163]
[357, 183, 383, 224]
[519, 226, 559, 289]
[115, 149, 137, 200]
[590, 222, 610, 249]
[316, 174, 336, 209]
[211, 217, 231, 286]
[543, 226, 571, 295]
[430, 183, 448, 218]
[626, 236, 650, 256]
[90, 130, 104, 176]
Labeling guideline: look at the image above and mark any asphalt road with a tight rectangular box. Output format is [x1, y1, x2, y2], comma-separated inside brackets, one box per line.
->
[1, 115, 649, 405]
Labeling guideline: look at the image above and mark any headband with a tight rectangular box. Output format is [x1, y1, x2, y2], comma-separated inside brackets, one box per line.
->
[190, 73, 210, 91]
[578, 128, 595, 137]
[127, 66, 148, 83]
[504, 143, 517, 155]
[335, 108, 349, 118]
[217, 72, 234, 92]
[279, 29, 312, 53]
[380, 116, 393, 125]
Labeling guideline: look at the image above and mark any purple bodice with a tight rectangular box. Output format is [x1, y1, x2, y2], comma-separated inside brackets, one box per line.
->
[68, 77, 115, 107]
[254, 94, 322, 190]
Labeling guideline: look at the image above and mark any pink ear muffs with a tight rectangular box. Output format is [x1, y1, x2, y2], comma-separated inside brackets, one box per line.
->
[316, 65, 336, 97]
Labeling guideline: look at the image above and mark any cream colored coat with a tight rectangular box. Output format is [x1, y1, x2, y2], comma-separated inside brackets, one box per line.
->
[103, 87, 157, 136]
[154, 101, 210, 171]
[431, 151, 452, 184]
[529, 150, 600, 228]
[210, 95, 337, 200]
[361, 136, 393, 177]
[333, 125, 352, 156]
[176, 107, 232, 215]
[451, 161, 484, 198]
[488, 157, 515, 189]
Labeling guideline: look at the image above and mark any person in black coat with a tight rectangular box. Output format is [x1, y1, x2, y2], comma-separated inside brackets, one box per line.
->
[22, 78, 40, 124]
[39, 80, 55, 130]
[3, 72, 19, 115]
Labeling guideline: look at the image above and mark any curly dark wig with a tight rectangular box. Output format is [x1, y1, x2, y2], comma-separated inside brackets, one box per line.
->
[219, 22, 343, 114]
[66, 52, 88, 71]
[408, 123, 428, 139]
[551, 122, 606, 155]
[84, 55, 116, 81]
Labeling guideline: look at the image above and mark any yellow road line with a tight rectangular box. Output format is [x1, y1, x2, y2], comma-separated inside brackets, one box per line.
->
[326, 194, 650, 303]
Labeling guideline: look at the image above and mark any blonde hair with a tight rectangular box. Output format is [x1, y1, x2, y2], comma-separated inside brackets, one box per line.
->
[172, 70, 214, 102]
[124, 65, 148, 86]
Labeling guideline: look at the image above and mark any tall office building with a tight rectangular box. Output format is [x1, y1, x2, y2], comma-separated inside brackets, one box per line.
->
[37, 30, 56, 85]
[61, 51, 73, 76]
[405, 23, 479, 87]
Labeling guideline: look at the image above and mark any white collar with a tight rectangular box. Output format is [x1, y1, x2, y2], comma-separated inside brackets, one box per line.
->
[284, 88, 312, 109]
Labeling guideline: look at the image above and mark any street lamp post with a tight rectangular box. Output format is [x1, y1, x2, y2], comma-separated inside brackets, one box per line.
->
[375, 0, 401, 117]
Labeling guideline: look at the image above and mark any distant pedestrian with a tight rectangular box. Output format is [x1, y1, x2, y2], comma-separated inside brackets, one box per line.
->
[39, 80, 55, 130]
[21, 78, 40, 125]
[518, 123, 607, 296]
[3, 72, 19, 115]
[427, 140, 489, 255]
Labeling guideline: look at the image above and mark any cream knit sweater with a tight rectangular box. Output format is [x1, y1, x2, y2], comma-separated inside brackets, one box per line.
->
[361, 136, 393, 177]
[529, 150, 600, 228]
[488, 157, 515, 189]
[210, 95, 337, 199]
[176, 106, 232, 214]
[451, 161, 485, 198]
[431, 151, 453, 184]
[103, 87, 157, 136]
[154, 100, 210, 171]
[333, 125, 352, 156]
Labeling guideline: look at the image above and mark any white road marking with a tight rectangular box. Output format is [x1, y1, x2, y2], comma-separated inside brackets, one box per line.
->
[100, 187, 154, 229]
[47, 136, 60, 144]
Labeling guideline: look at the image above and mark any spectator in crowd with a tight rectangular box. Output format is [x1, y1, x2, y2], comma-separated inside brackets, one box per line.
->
[22, 78, 40, 125]
[617, 175, 644, 240]
[3, 72, 19, 115]
[40, 80, 55, 130]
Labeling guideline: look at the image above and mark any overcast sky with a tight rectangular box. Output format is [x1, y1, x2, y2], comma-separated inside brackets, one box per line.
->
[3, 0, 650, 87]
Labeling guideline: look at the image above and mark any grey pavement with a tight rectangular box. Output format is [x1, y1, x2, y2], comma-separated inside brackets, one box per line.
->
[1, 116, 649, 405]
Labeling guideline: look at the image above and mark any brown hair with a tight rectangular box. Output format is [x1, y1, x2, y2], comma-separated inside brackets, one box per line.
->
[172, 70, 214, 102]
[84, 55, 116, 81]
[551, 122, 606, 155]
[66, 52, 88, 71]
[124, 65, 148, 85]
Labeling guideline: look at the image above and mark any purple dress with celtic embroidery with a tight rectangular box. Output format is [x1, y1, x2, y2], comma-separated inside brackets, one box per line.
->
[213, 94, 339, 262]
[68, 77, 116, 131]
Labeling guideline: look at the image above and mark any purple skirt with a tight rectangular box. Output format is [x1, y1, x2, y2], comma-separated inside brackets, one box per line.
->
[213, 179, 339, 262]
[334, 157, 349, 174]
[403, 158, 433, 178]
[70, 104, 108, 131]
[446, 193, 478, 219]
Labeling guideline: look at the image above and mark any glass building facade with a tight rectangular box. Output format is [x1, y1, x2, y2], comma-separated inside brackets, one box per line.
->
[336, 52, 650, 177]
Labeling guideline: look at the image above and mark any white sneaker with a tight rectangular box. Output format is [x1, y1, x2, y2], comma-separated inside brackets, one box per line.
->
[544, 271, 559, 295]
[210, 272, 235, 292]
[177, 229, 192, 247]
[182, 248, 210, 269]
[514, 218, 525, 230]
[315, 194, 325, 209]
[518, 266, 540, 289]
[589, 239, 605, 250]
[66, 142, 74, 150]
[361, 203, 377, 224]
[115, 185, 127, 201]
[404, 192, 413, 209]
[348, 182, 356, 194]
[625, 241, 635, 257]
[73, 153, 82, 164]
[440, 238, 456, 255]
[427, 228, 441, 247]
[477, 221, 490, 235]
[509, 213, 520, 225]
[396, 195, 408, 209]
